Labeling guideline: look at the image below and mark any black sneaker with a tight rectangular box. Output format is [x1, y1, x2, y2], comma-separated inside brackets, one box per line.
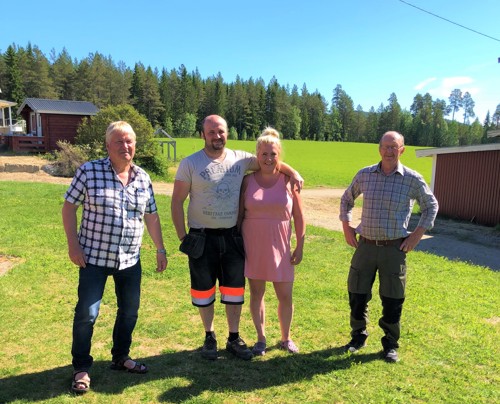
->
[344, 339, 366, 353]
[201, 334, 218, 360]
[383, 348, 399, 363]
[226, 337, 253, 360]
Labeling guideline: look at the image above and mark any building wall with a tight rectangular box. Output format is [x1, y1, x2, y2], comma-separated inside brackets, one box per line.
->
[42, 114, 87, 151]
[434, 150, 500, 226]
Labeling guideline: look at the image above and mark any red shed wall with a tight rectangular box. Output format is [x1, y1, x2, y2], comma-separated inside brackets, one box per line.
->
[434, 150, 500, 226]
[42, 114, 87, 151]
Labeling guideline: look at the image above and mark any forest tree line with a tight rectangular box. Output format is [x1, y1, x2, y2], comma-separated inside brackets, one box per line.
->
[1, 42, 499, 146]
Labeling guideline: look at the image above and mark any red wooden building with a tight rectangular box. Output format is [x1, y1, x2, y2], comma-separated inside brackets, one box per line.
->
[416, 144, 500, 227]
[15, 98, 98, 152]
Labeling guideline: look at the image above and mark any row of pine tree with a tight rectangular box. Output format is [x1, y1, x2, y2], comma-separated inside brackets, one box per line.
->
[1, 43, 499, 146]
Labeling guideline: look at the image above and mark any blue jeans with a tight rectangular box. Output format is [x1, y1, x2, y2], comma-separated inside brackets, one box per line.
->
[71, 260, 142, 371]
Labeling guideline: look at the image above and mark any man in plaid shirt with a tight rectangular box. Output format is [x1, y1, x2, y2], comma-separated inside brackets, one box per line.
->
[339, 131, 438, 363]
[62, 121, 167, 394]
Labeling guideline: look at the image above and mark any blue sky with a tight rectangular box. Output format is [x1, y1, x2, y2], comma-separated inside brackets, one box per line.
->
[2, 0, 499, 123]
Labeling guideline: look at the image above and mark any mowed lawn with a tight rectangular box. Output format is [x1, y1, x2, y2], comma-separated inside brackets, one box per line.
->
[0, 142, 498, 403]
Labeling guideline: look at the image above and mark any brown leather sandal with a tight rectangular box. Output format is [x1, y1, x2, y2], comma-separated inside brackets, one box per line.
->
[71, 371, 90, 394]
[110, 356, 148, 374]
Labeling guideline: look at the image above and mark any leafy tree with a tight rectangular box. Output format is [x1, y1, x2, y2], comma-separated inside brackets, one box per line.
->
[448, 89, 462, 121]
[178, 64, 198, 116]
[129, 63, 145, 111]
[378, 93, 401, 134]
[431, 99, 449, 146]
[50, 47, 77, 100]
[73, 58, 93, 102]
[174, 112, 197, 137]
[299, 84, 311, 139]
[0, 51, 7, 90]
[364, 107, 379, 143]
[242, 128, 251, 141]
[447, 120, 460, 147]
[158, 67, 178, 127]
[265, 76, 286, 130]
[308, 92, 327, 141]
[141, 67, 164, 126]
[162, 116, 174, 136]
[462, 92, 475, 124]
[108, 60, 132, 106]
[282, 105, 301, 140]
[227, 76, 250, 135]
[411, 93, 433, 145]
[492, 104, 500, 127]
[351, 104, 366, 142]
[86, 52, 113, 107]
[328, 107, 343, 141]
[129, 63, 163, 126]
[399, 110, 413, 145]
[199, 73, 227, 120]
[76, 104, 166, 175]
[228, 126, 238, 140]
[331, 84, 354, 141]
[290, 84, 300, 107]
[410, 94, 424, 117]
[245, 77, 266, 138]
[458, 119, 482, 145]
[4, 45, 24, 106]
[32, 45, 57, 98]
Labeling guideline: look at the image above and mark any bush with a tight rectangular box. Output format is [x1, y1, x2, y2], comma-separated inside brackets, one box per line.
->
[76, 104, 167, 175]
[51, 140, 90, 177]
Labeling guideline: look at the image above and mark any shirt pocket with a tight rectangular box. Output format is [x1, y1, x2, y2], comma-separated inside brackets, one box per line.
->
[88, 188, 116, 212]
[127, 187, 149, 217]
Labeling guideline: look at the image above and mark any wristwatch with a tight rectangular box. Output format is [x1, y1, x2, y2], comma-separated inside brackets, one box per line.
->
[157, 249, 167, 254]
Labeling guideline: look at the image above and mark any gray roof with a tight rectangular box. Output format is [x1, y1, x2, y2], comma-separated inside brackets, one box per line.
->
[17, 98, 99, 116]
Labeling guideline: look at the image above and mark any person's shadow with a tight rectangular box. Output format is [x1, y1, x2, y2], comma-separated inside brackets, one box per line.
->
[0, 345, 380, 402]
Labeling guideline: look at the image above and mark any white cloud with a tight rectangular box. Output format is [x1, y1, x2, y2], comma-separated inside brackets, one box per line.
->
[428, 76, 478, 99]
[414, 77, 437, 90]
[441, 76, 473, 88]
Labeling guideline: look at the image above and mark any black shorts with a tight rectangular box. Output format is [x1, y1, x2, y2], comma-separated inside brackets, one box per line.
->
[179, 226, 246, 306]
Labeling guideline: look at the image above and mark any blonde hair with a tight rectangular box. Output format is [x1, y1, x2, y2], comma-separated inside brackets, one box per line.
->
[105, 121, 137, 143]
[256, 127, 281, 154]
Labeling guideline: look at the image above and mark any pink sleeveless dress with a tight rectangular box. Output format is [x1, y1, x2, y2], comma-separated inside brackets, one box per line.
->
[242, 173, 294, 282]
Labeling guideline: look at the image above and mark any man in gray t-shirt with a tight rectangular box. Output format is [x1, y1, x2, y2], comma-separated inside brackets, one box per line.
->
[171, 114, 301, 361]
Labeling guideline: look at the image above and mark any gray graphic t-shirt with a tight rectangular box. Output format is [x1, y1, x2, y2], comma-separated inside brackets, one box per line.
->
[176, 149, 257, 228]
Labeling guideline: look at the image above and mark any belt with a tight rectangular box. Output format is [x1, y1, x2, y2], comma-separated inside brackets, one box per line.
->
[359, 236, 404, 247]
[190, 226, 235, 235]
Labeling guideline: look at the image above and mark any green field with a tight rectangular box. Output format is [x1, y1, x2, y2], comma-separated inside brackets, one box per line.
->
[167, 138, 434, 188]
[0, 182, 498, 404]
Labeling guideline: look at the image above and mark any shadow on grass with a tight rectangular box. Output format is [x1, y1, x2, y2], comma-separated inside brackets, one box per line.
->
[0, 346, 380, 402]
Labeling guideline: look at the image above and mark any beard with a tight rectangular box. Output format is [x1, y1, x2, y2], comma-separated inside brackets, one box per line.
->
[209, 139, 225, 150]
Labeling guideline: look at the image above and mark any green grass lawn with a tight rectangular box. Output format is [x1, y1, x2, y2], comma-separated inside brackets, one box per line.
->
[0, 182, 498, 403]
[163, 138, 434, 188]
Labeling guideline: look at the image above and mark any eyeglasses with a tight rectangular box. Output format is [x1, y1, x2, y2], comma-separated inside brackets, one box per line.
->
[380, 145, 403, 151]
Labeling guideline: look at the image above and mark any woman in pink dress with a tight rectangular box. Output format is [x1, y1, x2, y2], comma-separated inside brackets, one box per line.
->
[238, 127, 305, 356]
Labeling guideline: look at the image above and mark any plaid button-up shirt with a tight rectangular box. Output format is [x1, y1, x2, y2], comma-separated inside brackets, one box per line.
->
[339, 162, 438, 240]
[64, 157, 157, 269]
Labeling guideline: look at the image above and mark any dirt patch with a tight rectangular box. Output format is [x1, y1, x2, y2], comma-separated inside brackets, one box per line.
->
[1, 155, 499, 271]
[0, 255, 25, 276]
